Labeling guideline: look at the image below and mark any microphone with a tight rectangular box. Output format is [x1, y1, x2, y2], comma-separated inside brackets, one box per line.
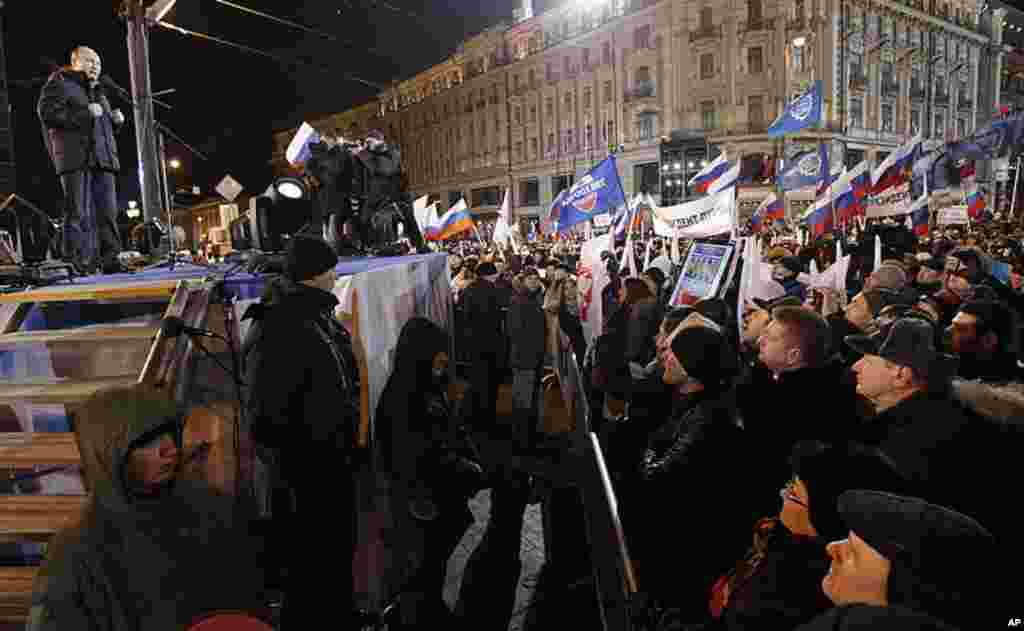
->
[161, 316, 218, 339]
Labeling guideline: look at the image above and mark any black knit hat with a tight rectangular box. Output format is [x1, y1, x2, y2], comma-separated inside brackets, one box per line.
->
[285, 235, 339, 282]
[669, 326, 736, 389]
[789, 441, 907, 542]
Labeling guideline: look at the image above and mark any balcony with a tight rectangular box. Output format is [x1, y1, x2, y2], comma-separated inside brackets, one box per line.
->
[690, 25, 722, 43]
[881, 81, 900, 98]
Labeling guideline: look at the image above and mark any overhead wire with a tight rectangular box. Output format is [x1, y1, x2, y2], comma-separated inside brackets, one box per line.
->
[153, 19, 386, 91]
[210, 0, 385, 56]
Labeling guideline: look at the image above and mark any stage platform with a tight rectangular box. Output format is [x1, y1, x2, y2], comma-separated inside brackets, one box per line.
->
[0, 252, 452, 623]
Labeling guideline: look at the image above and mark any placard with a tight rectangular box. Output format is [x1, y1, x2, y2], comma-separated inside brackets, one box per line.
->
[937, 205, 969, 225]
[669, 241, 734, 306]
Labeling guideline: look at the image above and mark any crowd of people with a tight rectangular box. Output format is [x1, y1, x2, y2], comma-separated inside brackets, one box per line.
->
[22, 212, 1024, 630]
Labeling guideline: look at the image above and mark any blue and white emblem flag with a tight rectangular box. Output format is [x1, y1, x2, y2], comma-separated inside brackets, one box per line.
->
[768, 81, 822, 137]
[286, 122, 321, 166]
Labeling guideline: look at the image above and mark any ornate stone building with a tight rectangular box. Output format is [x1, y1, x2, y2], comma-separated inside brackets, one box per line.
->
[272, 0, 1003, 226]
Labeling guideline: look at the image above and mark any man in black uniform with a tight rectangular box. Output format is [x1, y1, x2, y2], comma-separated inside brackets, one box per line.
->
[352, 129, 427, 254]
[304, 135, 363, 255]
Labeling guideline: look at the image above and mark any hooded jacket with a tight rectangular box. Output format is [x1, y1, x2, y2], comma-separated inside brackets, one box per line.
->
[244, 277, 360, 480]
[28, 384, 265, 631]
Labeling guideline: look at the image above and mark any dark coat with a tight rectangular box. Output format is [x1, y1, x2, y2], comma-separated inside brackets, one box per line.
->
[38, 69, 122, 174]
[354, 144, 403, 208]
[856, 383, 1023, 549]
[305, 141, 358, 219]
[717, 520, 832, 631]
[633, 391, 757, 611]
[459, 277, 507, 358]
[28, 397, 265, 630]
[506, 289, 546, 371]
[737, 358, 866, 515]
[243, 277, 360, 482]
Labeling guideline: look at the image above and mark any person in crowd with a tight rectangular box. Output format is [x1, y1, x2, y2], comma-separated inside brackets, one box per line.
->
[448, 254, 463, 277]
[591, 277, 657, 411]
[28, 383, 268, 630]
[642, 267, 668, 304]
[739, 306, 863, 513]
[740, 294, 799, 358]
[665, 441, 906, 631]
[912, 255, 946, 295]
[946, 299, 1021, 382]
[633, 325, 752, 617]
[558, 275, 586, 368]
[819, 287, 906, 366]
[772, 256, 807, 302]
[507, 269, 547, 449]
[244, 235, 361, 628]
[376, 318, 483, 628]
[863, 260, 909, 293]
[459, 261, 507, 431]
[810, 490, 995, 630]
[948, 246, 1024, 313]
[844, 317, 1020, 562]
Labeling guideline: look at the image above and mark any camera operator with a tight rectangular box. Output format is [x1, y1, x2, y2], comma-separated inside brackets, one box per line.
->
[304, 134, 362, 255]
[352, 130, 428, 255]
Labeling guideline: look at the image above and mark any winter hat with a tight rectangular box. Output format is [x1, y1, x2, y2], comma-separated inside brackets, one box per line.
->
[285, 235, 339, 282]
[861, 288, 904, 318]
[789, 441, 907, 542]
[670, 326, 736, 390]
[778, 256, 804, 276]
[871, 262, 909, 290]
[475, 261, 498, 277]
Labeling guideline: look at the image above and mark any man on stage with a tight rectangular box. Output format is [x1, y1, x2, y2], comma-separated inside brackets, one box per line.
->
[353, 129, 428, 254]
[38, 46, 124, 274]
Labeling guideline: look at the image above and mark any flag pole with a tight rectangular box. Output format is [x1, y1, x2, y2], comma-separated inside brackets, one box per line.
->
[1010, 155, 1021, 221]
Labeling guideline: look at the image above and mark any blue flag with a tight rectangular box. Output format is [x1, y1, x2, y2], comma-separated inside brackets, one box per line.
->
[779, 150, 823, 190]
[555, 155, 627, 233]
[768, 80, 822, 137]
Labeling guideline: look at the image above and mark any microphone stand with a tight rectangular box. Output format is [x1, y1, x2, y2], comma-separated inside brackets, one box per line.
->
[102, 80, 213, 272]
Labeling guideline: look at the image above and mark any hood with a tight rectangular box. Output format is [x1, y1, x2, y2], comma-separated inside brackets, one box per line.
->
[951, 378, 1024, 424]
[75, 382, 183, 519]
[241, 276, 338, 322]
[390, 317, 449, 392]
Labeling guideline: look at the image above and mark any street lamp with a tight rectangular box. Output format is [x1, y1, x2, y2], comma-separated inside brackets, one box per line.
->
[168, 158, 181, 170]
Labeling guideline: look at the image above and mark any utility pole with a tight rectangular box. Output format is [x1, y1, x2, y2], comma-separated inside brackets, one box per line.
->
[122, 0, 164, 224]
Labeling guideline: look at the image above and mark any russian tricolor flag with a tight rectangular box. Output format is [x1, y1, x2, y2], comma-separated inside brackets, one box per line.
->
[426, 199, 475, 241]
[871, 134, 923, 195]
[688, 154, 732, 194]
[751, 193, 783, 233]
[847, 160, 872, 201]
[909, 195, 930, 236]
[286, 122, 321, 166]
[966, 188, 986, 219]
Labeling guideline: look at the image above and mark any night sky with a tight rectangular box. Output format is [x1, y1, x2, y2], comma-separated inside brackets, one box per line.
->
[3, 0, 558, 215]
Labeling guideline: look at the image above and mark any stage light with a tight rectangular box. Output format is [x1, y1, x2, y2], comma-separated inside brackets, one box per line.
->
[673, 162, 681, 170]
[273, 177, 307, 200]
[168, 158, 181, 170]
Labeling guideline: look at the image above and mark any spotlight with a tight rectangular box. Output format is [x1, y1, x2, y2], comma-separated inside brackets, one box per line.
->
[273, 177, 308, 200]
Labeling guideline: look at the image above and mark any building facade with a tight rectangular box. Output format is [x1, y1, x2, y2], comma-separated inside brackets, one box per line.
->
[272, 0, 1003, 228]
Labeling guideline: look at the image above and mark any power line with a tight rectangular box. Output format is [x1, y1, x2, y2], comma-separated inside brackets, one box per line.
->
[153, 19, 386, 91]
[210, 0, 384, 57]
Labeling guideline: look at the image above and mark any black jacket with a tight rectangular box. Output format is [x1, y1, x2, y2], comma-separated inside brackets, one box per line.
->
[38, 69, 122, 174]
[354, 144, 403, 208]
[305, 141, 358, 219]
[737, 358, 865, 514]
[506, 289, 546, 370]
[244, 278, 360, 482]
[459, 278, 507, 357]
[634, 391, 756, 610]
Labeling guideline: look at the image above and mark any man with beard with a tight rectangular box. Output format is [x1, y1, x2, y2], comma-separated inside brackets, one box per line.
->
[38, 46, 125, 274]
[352, 130, 427, 254]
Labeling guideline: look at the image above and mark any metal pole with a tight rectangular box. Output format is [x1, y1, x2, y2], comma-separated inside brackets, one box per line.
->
[124, 1, 163, 226]
[1011, 154, 1021, 220]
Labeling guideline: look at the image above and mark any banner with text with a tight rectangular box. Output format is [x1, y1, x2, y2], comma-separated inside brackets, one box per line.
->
[651, 187, 736, 239]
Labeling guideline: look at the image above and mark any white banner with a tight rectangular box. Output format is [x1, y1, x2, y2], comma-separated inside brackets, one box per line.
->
[652, 187, 736, 239]
[937, 205, 969, 225]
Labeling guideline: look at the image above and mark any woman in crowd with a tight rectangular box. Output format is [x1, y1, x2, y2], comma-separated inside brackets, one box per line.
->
[376, 317, 484, 628]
